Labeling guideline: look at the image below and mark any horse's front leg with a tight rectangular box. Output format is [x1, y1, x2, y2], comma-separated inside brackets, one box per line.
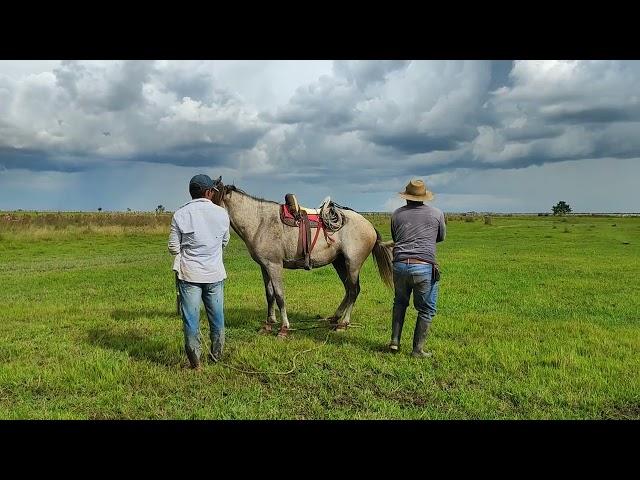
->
[264, 262, 290, 338]
[259, 265, 277, 334]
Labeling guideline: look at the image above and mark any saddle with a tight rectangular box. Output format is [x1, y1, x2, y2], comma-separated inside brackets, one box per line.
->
[280, 193, 330, 270]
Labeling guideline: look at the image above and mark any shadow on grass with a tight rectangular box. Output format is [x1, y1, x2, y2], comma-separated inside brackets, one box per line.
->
[87, 327, 179, 366]
[110, 308, 178, 321]
[96, 306, 386, 365]
[223, 306, 392, 356]
[109, 306, 322, 328]
[228, 307, 388, 353]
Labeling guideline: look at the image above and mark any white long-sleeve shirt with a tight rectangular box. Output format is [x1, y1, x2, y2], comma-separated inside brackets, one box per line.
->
[168, 198, 230, 283]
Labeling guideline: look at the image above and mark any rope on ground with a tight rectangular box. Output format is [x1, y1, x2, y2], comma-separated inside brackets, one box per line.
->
[219, 332, 330, 376]
[287, 322, 363, 331]
[198, 319, 362, 375]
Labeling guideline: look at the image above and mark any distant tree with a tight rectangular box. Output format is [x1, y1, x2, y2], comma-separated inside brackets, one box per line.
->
[98, 207, 102, 212]
[552, 201, 572, 216]
[127, 208, 132, 212]
[155, 205, 165, 214]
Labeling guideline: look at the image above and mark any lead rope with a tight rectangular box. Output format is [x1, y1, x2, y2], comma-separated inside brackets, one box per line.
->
[217, 332, 330, 376]
[197, 320, 362, 375]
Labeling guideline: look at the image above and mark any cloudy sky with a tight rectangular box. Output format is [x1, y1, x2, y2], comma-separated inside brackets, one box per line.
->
[0, 60, 638, 213]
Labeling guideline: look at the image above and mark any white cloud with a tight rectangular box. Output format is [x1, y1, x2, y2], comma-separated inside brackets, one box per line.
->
[383, 195, 405, 212]
[1, 60, 640, 212]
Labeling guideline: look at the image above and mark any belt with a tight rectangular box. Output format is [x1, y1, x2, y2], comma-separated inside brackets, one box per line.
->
[395, 258, 430, 265]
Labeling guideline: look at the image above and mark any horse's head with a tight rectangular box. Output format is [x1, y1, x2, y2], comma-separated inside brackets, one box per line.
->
[211, 176, 225, 207]
[211, 176, 241, 208]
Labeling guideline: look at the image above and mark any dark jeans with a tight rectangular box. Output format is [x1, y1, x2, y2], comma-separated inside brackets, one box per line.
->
[392, 262, 439, 343]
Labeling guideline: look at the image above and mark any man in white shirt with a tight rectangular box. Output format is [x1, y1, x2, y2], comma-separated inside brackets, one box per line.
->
[168, 174, 230, 370]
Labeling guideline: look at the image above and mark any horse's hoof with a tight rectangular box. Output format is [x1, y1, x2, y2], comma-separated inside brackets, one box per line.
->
[277, 327, 289, 339]
[258, 323, 274, 335]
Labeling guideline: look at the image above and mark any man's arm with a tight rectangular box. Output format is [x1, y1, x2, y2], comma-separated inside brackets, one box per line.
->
[168, 217, 181, 255]
[221, 211, 230, 249]
[437, 211, 446, 243]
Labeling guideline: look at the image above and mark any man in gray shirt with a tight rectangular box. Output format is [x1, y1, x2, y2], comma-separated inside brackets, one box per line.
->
[389, 178, 446, 357]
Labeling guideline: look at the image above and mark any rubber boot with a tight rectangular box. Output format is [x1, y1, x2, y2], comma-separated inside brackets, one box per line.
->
[389, 307, 405, 353]
[411, 319, 432, 358]
[186, 348, 201, 369]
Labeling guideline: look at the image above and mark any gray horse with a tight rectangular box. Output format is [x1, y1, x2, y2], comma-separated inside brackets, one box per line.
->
[213, 179, 393, 338]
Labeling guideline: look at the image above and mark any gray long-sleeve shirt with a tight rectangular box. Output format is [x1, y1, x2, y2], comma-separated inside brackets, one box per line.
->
[391, 203, 446, 264]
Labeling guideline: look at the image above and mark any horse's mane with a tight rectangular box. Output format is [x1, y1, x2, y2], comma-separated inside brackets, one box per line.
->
[224, 184, 279, 206]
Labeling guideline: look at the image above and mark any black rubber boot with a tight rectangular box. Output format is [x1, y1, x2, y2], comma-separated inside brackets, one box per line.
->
[389, 306, 406, 353]
[186, 349, 201, 369]
[411, 319, 432, 358]
[209, 331, 224, 363]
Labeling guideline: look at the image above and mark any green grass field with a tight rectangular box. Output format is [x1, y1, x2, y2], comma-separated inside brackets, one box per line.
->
[0, 212, 638, 419]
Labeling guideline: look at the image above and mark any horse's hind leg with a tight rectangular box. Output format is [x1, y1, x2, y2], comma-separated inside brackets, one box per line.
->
[263, 262, 290, 338]
[340, 263, 361, 329]
[330, 255, 350, 323]
[332, 256, 362, 330]
[258, 265, 277, 334]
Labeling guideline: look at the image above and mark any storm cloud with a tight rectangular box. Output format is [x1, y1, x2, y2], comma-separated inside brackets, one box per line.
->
[0, 60, 639, 212]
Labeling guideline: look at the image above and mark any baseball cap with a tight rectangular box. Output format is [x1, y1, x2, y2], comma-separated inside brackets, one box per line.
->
[189, 174, 217, 191]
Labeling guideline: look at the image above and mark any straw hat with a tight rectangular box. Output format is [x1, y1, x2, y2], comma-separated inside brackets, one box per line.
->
[399, 178, 434, 202]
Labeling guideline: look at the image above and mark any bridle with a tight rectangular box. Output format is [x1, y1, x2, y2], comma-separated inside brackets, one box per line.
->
[211, 177, 241, 235]
[211, 176, 226, 207]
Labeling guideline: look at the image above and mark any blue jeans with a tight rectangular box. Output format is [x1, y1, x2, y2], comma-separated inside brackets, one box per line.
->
[178, 279, 225, 366]
[392, 262, 439, 346]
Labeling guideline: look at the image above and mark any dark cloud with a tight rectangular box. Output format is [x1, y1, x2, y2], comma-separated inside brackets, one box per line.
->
[501, 124, 565, 142]
[53, 60, 154, 114]
[155, 70, 215, 104]
[105, 60, 154, 111]
[544, 106, 640, 124]
[2, 60, 640, 213]
[131, 142, 246, 168]
[366, 131, 470, 154]
[489, 60, 514, 92]
[0, 147, 90, 172]
[333, 60, 411, 89]
[273, 77, 360, 129]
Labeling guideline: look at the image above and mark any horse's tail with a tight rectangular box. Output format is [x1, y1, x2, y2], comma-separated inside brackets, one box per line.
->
[371, 228, 394, 289]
